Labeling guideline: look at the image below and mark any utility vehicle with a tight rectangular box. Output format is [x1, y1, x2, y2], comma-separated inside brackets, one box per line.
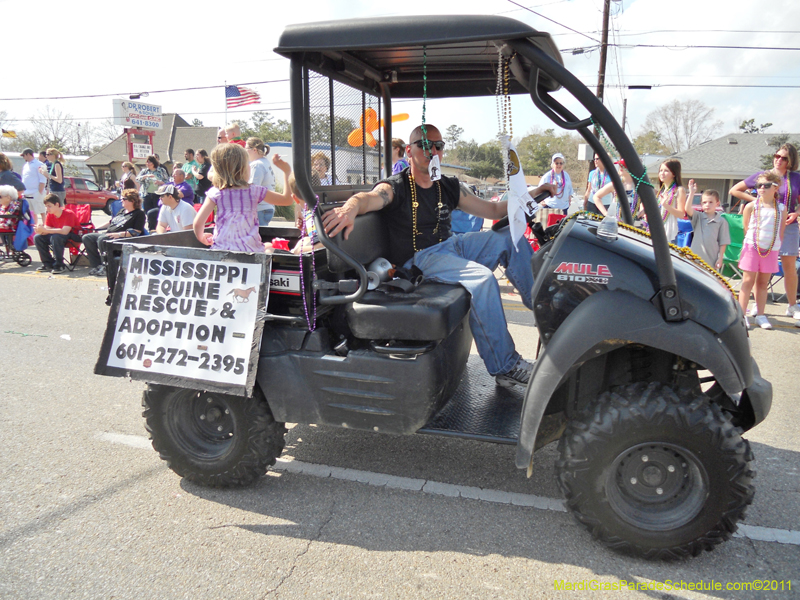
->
[96, 15, 771, 559]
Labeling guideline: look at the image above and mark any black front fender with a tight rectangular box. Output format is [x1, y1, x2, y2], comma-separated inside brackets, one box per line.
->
[515, 290, 754, 470]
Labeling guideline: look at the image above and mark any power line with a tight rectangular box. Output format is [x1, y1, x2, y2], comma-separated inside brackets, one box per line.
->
[602, 83, 800, 89]
[594, 28, 800, 37]
[505, 0, 600, 43]
[0, 79, 289, 102]
[564, 43, 800, 53]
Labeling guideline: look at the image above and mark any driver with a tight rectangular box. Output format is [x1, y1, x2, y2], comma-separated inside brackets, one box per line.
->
[323, 124, 555, 389]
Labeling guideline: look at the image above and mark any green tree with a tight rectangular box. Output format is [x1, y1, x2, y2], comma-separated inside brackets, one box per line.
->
[243, 112, 292, 142]
[632, 130, 670, 155]
[515, 128, 580, 177]
[443, 124, 464, 161]
[467, 140, 504, 179]
[309, 113, 354, 148]
[449, 138, 479, 166]
[739, 119, 772, 134]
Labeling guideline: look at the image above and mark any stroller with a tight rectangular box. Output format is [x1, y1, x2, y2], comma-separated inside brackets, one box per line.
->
[0, 198, 34, 267]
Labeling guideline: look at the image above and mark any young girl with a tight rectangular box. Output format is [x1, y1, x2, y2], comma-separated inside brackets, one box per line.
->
[738, 171, 786, 329]
[584, 154, 611, 216]
[193, 143, 293, 252]
[593, 159, 642, 222]
[649, 160, 686, 242]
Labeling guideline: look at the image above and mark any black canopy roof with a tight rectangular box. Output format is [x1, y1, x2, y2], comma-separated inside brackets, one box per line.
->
[274, 15, 563, 99]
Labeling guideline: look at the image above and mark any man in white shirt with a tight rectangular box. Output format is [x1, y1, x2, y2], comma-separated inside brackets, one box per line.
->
[155, 184, 196, 234]
[20, 148, 47, 225]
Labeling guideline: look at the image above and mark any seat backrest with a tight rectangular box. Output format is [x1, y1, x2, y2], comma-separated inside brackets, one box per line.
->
[323, 210, 390, 273]
[70, 203, 93, 225]
[722, 213, 743, 263]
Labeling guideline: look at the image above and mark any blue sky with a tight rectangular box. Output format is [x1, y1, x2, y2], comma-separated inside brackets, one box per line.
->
[2, 0, 799, 149]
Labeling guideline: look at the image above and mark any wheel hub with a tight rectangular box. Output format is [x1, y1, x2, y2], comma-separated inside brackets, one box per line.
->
[607, 443, 708, 531]
[166, 391, 236, 460]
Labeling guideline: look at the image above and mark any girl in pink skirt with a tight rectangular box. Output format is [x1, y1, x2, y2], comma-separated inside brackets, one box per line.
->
[193, 143, 293, 252]
[738, 171, 786, 329]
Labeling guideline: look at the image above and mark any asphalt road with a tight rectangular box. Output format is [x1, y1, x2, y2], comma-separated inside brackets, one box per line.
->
[1, 240, 799, 600]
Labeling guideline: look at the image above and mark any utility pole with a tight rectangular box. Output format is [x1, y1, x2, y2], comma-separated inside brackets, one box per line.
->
[596, 0, 611, 105]
[593, 0, 611, 137]
[622, 98, 628, 133]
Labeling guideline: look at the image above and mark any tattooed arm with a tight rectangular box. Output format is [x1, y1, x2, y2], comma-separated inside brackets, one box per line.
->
[322, 183, 394, 239]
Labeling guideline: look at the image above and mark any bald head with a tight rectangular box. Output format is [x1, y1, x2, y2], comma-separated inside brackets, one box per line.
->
[409, 125, 441, 143]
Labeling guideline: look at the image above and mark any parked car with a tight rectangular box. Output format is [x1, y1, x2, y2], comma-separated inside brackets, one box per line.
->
[64, 177, 118, 214]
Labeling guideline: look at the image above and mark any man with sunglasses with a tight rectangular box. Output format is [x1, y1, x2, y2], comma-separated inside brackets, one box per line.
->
[323, 124, 556, 389]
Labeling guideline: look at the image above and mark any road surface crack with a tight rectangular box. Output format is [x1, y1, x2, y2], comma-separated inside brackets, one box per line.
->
[261, 500, 336, 598]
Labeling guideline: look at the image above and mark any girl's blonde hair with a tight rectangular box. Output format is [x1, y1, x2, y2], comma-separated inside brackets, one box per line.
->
[757, 171, 782, 187]
[46, 148, 63, 162]
[210, 143, 249, 189]
[122, 161, 137, 174]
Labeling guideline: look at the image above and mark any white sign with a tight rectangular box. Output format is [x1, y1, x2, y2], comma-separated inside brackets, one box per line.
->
[270, 270, 301, 294]
[106, 252, 265, 387]
[132, 143, 153, 159]
[113, 99, 163, 130]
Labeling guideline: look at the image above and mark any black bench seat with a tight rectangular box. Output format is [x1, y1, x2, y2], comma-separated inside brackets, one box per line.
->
[345, 282, 470, 341]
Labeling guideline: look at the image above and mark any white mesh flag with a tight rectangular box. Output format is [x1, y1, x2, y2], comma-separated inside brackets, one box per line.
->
[502, 135, 539, 251]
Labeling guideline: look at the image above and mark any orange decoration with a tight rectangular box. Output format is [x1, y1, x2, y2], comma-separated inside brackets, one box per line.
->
[348, 111, 410, 147]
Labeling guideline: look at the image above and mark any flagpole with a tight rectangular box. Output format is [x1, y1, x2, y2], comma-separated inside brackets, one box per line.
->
[224, 81, 228, 127]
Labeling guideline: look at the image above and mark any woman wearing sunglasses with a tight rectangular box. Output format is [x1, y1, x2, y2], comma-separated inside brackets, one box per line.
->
[730, 143, 800, 318]
[538, 153, 573, 215]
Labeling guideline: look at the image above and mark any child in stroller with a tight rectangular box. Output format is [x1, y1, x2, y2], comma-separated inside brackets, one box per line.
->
[0, 185, 34, 267]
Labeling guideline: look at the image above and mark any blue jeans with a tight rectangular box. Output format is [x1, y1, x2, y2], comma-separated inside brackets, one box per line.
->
[409, 229, 534, 375]
[257, 205, 275, 226]
[34, 232, 80, 268]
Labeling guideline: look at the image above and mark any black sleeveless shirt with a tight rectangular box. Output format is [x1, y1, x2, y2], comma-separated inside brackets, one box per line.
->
[378, 169, 461, 266]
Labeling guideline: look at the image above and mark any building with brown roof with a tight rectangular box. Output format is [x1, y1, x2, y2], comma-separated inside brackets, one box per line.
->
[86, 114, 217, 188]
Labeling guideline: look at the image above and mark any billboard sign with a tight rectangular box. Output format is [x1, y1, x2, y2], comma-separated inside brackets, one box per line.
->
[113, 99, 163, 130]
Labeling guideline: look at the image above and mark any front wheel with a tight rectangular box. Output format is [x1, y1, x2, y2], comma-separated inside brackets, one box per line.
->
[103, 198, 115, 215]
[555, 382, 754, 559]
[143, 384, 286, 487]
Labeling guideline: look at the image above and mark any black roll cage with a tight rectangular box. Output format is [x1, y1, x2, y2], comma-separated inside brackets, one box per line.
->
[277, 16, 683, 321]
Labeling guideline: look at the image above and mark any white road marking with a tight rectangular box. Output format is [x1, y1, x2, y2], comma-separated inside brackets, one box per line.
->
[100, 432, 800, 546]
[96, 431, 152, 449]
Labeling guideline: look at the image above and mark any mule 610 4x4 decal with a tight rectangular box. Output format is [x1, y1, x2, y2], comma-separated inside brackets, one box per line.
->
[554, 262, 613, 285]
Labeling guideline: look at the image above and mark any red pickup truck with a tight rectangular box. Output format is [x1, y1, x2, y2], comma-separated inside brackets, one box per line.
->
[63, 177, 118, 214]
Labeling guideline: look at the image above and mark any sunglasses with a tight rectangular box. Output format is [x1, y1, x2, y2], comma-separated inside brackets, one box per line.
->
[553, 161, 565, 166]
[411, 140, 445, 152]
[757, 182, 778, 189]
[774, 154, 789, 162]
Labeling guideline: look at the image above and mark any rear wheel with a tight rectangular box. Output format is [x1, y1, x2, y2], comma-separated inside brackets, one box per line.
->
[17, 252, 32, 267]
[103, 198, 115, 216]
[143, 384, 286, 487]
[556, 382, 754, 559]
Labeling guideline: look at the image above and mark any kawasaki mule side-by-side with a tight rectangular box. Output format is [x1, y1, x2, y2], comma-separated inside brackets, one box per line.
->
[96, 15, 771, 559]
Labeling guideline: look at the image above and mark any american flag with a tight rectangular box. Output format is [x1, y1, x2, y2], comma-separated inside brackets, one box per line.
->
[225, 85, 261, 108]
